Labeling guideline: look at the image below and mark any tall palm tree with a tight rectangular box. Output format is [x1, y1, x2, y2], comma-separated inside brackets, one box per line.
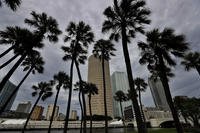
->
[102, 0, 150, 132]
[93, 39, 116, 133]
[114, 90, 128, 128]
[84, 82, 98, 133]
[74, 82, 84, 133]
[138, 28, 189, 133]
[181, 52, 200, 76]
[62, 21, 94, 133]
[0, 11, 61, 93]
[22, 82, 53, 133]
[0, 54, 44, 114]
[134, 78, 147, 125]
[0, 0, 21, 11]
[47, 72, 70, 133]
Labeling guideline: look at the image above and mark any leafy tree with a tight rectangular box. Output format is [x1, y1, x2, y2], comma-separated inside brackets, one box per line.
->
[174, 96, 200, 128]
[62, 21, 94, 133]
[138, 28, 189, 133]
[93, 39, 115, 133]
[22, 82, 53, 133]
[134, 78, 147, 125]
[84, 82, 98, 133]
[181, 52, 200, 76]
[47, 72, 70, 133]
[0, 54, 44, 114]
[102, 0, 150, 132]
[0, 0, 21, 11]
[114, 90, 128, 128]
[0, 11, 61, 93]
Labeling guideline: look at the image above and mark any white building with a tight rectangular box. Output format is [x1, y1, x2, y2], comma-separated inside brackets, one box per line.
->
[111, 71, 132, 118]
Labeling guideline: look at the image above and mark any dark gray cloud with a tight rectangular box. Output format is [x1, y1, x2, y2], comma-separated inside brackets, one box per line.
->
[0, 0, 199, 117]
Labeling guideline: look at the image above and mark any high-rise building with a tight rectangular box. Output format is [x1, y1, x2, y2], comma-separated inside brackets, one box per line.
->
[87, 55, 113, 117]
[70, 110, 77, 120]
[111, 71, 132, 118]
[46, 104, 59, 121]
[0, 80, 17, 111]
[16, 101, 32, 113]
[148, 77, 170, 111]
[30, 105, 44, 120]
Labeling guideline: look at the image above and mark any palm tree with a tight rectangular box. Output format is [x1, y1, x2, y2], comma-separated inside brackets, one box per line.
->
[138, 28, 189, 133]
[0, 11, 61, 93]
[181, 52, 200, 76]
[0, 28, 42, 93]
[93, 39, 116, 133]
[134, 78, 147, 125]
[114, 90, 128, 128]
[0, 0, 21, 11]
[84, 82, 98, 133]
[74, 82, 84, 133]
[62, 21, 94, 133]
[0, 54, 44, 114]
[22, 82, 53, 133]
[47, 72, 70, 133]
[102, 0, 150, 132]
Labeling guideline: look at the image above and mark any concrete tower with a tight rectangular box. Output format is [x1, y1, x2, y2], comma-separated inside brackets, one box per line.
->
[111, 71, 132, 118]
[87, 55, 113, 117]
[46, 104, 59, 120]
[148, 77, 170, 111]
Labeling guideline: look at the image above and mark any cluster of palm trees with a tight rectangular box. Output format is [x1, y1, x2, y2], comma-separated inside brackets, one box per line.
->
[1, 0, 200, 133]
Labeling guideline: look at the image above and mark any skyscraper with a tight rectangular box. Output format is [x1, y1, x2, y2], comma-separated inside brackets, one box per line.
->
[46, 104, 59, 120]
[31, 105, 44, 120]
[16, 101, 32, 113]
[0, 80, 17, 111]
[87, 55, 113, 117]
[148, 77, 170, 111]
[111, 71, 132, 118]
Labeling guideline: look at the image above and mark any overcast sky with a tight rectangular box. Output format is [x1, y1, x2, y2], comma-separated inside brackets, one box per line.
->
[0, 0, 199, 117]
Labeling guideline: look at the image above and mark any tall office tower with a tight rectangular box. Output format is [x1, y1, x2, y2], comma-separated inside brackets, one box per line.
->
[70, 110, 77, 120]
[30, 105, 44, 120]
[46, 104, 59, 120]
[111, 71, 132, 118]
[148, 77, 170, 111]
[87, 55, 113, 117]
[16, 101, 32, 113]
[0, 80, 17, 111]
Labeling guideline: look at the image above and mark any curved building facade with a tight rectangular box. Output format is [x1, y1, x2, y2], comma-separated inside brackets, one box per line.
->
[87, 55, 113, 117]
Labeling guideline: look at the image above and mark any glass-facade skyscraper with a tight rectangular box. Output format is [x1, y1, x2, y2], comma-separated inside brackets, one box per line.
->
[0, 80, 17, 111]
[111, 71, 132, 118]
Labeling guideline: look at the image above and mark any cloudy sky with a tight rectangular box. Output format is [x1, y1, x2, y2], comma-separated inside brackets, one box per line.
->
[0, 0, 200, 117]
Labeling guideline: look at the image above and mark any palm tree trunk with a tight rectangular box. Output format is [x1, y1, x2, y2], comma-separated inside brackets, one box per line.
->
[158, 55, 183, 133]
[0, 54, 26, 93]
[119, 101, 125, 128]
[121, 25, 147, 133]
[102, 57, 108, 133]
[0, 53, 20, 69]
[75, 61, 87, 133]
[0, 45, 14, 59]
[0, 67, 33, 114]
[195, 65, 200, 76]
[48, 86, 61, 133]
[89, 95, 92, 133]
[138, 90, 146, 128]
[79, 90, 83, 133]
[63, 59, 74, 133]
[22, 93, 42, 133]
